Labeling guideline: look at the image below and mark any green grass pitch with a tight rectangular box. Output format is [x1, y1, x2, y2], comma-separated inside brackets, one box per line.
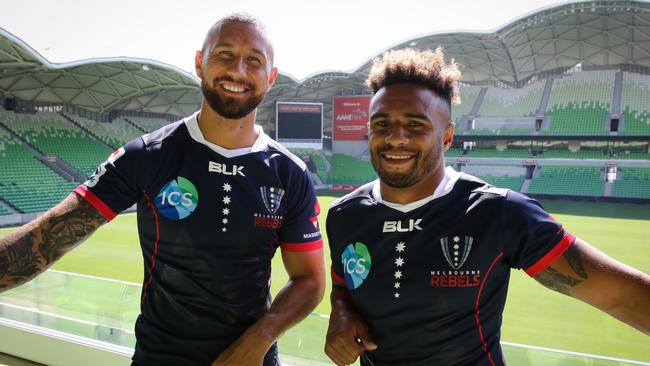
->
[0, 198, 648, 362]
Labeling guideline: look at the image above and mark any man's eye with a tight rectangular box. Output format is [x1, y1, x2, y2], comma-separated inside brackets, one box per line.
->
[247, 56, 262, 64]
[217, 51, 233, 59]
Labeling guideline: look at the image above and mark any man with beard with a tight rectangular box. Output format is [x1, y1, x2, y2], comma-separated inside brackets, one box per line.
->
[324, 48, 650, 366]
[0, 14, 325, 366]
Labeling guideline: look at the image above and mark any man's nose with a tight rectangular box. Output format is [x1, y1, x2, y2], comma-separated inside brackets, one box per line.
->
[385, 125, 409, 146]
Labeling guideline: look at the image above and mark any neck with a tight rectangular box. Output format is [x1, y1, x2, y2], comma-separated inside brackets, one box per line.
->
[379, 165, 446, 205]
[197, 102, 258, 149]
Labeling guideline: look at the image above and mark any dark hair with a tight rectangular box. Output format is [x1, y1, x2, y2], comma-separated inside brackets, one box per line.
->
[366, 47, 461, 106]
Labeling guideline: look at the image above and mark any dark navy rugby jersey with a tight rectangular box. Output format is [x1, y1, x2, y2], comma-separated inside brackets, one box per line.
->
[327, 168, 575, 366]
[74, 112, 322, 366]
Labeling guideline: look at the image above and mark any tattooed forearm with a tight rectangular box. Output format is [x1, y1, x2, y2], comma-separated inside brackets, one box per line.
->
[565, 244, 588, 279]
[535, 267, 584, 295]
[0, 193, 107, 291]
[535, 243, 589, 296]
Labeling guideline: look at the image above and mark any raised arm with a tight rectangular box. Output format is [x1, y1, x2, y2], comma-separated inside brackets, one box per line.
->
[534, 237, 650, 335]
[0, 192, 108, 292]
[212, 248, 326, 365]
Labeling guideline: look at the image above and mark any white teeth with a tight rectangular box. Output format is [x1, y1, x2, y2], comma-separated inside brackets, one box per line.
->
[384, 154, 412, 160]
[222, 84, 246, 92]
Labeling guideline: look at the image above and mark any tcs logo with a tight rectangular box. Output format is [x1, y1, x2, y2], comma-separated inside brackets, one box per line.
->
[155, 177, 198, 220]
[341, 242, 372, 289]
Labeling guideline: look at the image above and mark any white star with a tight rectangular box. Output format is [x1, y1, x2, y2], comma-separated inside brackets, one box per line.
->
[222, 208, 230, 215]
[453, 244, 459, 250]
[394, 282, 400, 289]
[395, 242, 406, 252]
[453, 236, 460, 243]
[222, 218, 228, 224]
[395, 257, 404, 267]
[394, 292, 400, 298]
[222, 227, 227, 232]
[222, 183, 232, 192]
[223, 196, 231, 204]
[394, 270, 402, 279]
[454, 251, 459, 256]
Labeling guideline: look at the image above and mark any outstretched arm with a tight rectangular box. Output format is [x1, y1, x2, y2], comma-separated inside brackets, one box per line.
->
[0, 193, 108, 292]
[534, 237, 650, 335]
[325, 284, 377, 366]
[212, 248, 326, 366]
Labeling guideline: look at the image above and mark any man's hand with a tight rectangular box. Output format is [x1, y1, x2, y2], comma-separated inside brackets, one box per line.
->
[325, 286, 377, 366]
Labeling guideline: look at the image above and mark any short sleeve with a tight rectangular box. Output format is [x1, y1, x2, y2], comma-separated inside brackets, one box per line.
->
[501, 191, 576, 277]
[326, 207, 347, 286]
[73, 137, 145, 220]
[278, 170, 323, 252]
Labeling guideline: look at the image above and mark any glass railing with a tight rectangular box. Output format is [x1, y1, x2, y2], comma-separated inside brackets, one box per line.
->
[0, 270, 648, 366]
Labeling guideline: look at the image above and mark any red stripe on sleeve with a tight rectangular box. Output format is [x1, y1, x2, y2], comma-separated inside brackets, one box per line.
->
[280, 239, 323, 252]
[331, 266, 346, 285]
[525, 232, 576, 277]
[73, 185, 117, 220]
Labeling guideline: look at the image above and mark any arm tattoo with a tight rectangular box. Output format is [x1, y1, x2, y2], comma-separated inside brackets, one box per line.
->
[0, 195, 107, 291]
[535, 243, 588, 296]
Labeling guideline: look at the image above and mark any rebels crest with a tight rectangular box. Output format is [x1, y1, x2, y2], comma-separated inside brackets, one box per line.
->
[260, 186, 285, 214]
[440, 235, 474, 269]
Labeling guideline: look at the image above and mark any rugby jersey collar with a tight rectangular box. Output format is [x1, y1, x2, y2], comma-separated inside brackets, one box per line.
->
[371, 166, 461, 213]
[184, 110, 270, 158]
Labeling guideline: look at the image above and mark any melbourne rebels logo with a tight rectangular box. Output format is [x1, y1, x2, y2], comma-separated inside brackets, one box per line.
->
[155, 177, 198, 220]
[260, 186, 285, 214]
[341, 242, 372, 289]
[440, 235, 474, 269]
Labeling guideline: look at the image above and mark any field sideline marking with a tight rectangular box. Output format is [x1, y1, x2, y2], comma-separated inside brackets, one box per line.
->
[48, 269, 141, 287]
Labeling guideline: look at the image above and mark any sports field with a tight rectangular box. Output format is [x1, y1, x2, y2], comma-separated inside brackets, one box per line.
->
[1, 197, 649, 363]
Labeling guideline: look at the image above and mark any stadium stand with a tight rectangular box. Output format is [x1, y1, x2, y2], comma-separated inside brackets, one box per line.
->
[544, 70, 615, 136]
[452, 84, 481, 123]
[1, 111, 113, 175]
[70, 115, 142, 148]
[527, 166, 604, 197]
[327, 154, 376, 185]
[0, 127, 76, 213]
[127, 116, 170, 132]
[621, 72, 650, 136]
[478, 80, 545, 118]
[612, 168, 650, 199]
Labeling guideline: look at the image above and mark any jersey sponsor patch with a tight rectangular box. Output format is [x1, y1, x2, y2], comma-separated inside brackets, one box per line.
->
[155, 176, 198, 220]
[341, 242, 372, 289]
[431, 234, 481, 288]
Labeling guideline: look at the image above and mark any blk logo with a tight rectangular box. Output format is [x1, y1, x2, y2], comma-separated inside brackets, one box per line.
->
[341, 242, 372, 289]
[382, 219, 422, 233]
[208, 161, 245, 177]
[155, 177, 198, 220]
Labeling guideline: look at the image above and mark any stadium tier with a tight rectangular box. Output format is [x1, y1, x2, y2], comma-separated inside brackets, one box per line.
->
[543, 70, 615, 136]
[1, 111, 113, 175]
[127, 116, 171, 133]
[452, 84, 481, 124]
[478, 80, 545, 118]
[72, 115, 142, 148]
[0, 128, 76, 213]
[612, 168, 650, 199]
[327, 154, 377, 185]
[527, 166, 604, 197]
[621, 72, 650, 136]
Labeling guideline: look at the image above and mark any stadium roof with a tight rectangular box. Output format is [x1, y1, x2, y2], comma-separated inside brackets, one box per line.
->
[0, 27, 202, 116]
[259, 0, 650, 130]
[2, 0, 649, 125]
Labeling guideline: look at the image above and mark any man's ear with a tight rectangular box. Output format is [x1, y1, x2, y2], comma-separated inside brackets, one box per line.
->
[267, 67, 279, 88]
[443, 122, 455, 150]
[195, 50, 204, 79]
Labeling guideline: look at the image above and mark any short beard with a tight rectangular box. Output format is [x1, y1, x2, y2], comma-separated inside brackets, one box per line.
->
[370, 145, 439, 188]
[201, 79, 263, 119]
